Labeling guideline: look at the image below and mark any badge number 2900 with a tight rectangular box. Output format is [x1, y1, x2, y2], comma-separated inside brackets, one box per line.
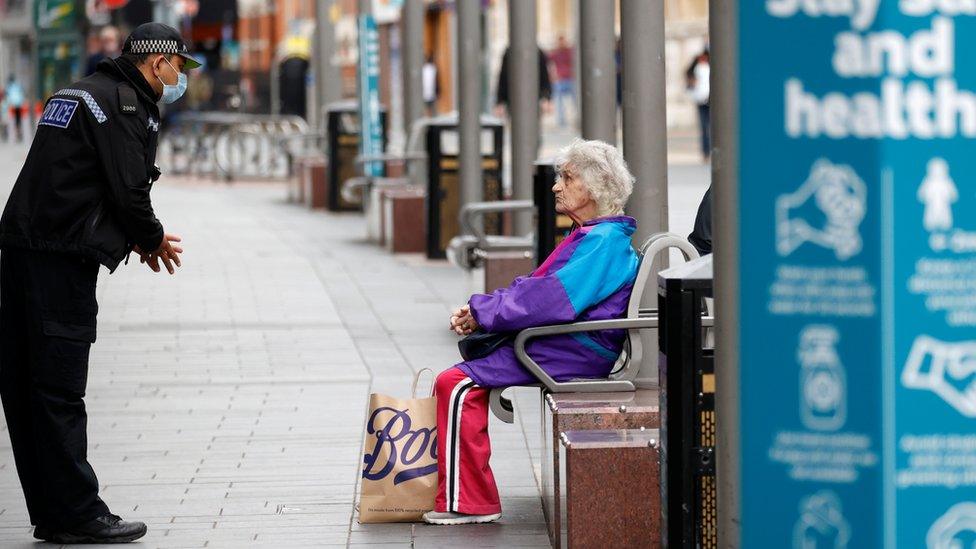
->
[39, 98, 79, 129]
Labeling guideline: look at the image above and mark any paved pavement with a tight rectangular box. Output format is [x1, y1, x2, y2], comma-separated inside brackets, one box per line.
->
[0, 140, 708, 548]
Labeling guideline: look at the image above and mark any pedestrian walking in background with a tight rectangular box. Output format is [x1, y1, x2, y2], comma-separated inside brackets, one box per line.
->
[85, 26, 122, 77]
[0, 81, 8, 142]
[548, 36, 575, 127]
[0, 22, 200, 545]
[422, 54, 439, 116]
[494, 45, 552, 118]
[4, 75, 26, 143]
[279, 55, 310, 118]
[687, 48, 711, 162]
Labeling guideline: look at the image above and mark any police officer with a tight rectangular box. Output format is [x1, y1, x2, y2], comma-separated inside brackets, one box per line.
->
[0, 23, 199, 544]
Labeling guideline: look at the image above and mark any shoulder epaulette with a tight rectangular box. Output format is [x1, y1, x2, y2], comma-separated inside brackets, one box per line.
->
[118, 85, 138, 115]
[54, 88, 107, 124]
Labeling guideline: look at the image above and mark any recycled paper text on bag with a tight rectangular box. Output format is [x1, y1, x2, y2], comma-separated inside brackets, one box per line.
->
[358, 372, 438, 523]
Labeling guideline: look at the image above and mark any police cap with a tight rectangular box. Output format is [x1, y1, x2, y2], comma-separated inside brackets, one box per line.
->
[122, 22, 202, 69]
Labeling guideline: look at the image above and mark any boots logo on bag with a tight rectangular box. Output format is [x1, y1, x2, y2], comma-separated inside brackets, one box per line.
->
[363, 407, 438, 484]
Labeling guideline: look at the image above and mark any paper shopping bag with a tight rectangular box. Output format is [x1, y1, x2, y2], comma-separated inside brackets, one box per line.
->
[358, 370, 438, 523]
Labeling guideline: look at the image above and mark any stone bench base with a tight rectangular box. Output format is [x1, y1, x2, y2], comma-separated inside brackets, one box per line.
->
[302, 156, 328, 209]
[382, 187, 426, 253]
[560, 429, 661, 548]
[542, 389, 660, 547]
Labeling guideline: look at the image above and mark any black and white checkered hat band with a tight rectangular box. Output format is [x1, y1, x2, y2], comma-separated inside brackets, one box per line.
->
[127, 39, 186, 55]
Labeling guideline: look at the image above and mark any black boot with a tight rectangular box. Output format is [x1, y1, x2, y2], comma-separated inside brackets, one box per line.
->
[34, 514, 147, 544]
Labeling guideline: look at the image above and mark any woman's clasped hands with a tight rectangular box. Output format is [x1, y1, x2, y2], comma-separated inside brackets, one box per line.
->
[449, 304, 479, 336]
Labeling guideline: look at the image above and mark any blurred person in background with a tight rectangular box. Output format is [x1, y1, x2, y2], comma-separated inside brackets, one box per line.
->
[548, 35, 575, 127]
[422, 54, 439, 116]
[279, 55, 310, 118]
[494, 45, 552, 153]
[4, 74, 26, 142]
[86, 26, 122, 77]
[0, 83, 5, 141]
[0, 22, 198, 545]
[494, 45, 552, 118]
[686, 48, 711, 162]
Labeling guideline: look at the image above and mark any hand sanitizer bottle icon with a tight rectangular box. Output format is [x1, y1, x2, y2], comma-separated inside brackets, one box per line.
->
[798, 326, 847, 432]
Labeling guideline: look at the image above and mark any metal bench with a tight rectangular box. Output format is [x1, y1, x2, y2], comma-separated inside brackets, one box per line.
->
[340, 115, 433, 208]
[488, 232, 702, 424]
[273, 105, 330, 161]
[446, 200, 536, 270]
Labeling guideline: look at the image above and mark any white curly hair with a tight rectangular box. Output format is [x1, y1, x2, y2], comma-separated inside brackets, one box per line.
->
[554, 138, 635, 217]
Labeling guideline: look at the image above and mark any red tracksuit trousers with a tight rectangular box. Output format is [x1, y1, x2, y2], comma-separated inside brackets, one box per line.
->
[434, 366, 501, 515]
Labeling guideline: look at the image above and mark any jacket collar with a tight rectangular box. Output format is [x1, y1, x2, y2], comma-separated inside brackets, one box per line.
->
[582, 215, 637, 234]
[97, 57, 160, 105]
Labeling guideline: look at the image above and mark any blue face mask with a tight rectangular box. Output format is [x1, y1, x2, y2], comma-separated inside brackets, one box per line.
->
[156, 57, 187, 104]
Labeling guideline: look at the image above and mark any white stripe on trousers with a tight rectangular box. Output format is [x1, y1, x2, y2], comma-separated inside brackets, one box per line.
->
[445, 376, 475, 513]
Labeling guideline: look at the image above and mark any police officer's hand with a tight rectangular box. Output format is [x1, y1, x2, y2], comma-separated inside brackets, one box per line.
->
[138, 233, 183, 274]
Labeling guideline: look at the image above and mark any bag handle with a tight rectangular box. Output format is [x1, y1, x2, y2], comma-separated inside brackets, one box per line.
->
[412, 368, 436, 398]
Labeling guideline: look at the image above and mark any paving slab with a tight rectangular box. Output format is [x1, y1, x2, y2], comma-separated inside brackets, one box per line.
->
[0, 142, 554, 548]
[0, 140, 708, 548]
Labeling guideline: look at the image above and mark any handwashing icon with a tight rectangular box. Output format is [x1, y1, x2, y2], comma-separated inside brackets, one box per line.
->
[792, 491, 851, 549]
[902, 335, 976, 418]
[776, 159, 867, 260]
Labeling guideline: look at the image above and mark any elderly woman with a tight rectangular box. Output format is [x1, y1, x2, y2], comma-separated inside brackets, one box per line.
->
[423, 139, 639, 525]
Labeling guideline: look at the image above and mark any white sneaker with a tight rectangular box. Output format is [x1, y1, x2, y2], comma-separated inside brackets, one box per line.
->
[422, 511, 502, 525]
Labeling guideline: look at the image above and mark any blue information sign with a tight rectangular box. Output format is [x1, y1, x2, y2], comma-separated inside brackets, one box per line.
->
[739, 3, 976, 547]
[357, 14, 383, 178]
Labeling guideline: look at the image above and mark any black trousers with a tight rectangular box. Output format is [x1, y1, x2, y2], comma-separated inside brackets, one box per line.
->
[0, 248, 109, 528]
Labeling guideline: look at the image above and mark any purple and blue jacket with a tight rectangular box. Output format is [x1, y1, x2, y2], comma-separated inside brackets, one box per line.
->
[457, 216, 639, 388]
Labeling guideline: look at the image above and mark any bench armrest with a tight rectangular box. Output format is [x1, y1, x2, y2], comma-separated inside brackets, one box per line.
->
[354, 152, 428, 165]
[459, 200, 536, 244]
[340, 175, 416, 205]
[513, 318, 660, 393]
[276, 132, 326, 146]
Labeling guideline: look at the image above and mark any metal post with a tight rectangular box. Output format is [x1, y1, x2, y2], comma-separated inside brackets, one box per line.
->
[621, 0, 667, 241]
[270, 56, 280, 116]
[315, 0, 342, 128]
[578, 0, 616, 144]
[401, 0, 425, 135]
[711, 0, 741, 546]
[509, 0, 538, 235]
[456, 0, 483, 212]
[621, 0, 668, 388]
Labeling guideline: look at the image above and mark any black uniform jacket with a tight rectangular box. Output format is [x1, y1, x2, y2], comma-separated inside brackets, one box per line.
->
[0, 57, 164, 272]
[688, 184, 712, 257]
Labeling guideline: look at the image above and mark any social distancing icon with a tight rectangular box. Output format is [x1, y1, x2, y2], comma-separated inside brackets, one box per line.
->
[918, 158, 957, 233]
